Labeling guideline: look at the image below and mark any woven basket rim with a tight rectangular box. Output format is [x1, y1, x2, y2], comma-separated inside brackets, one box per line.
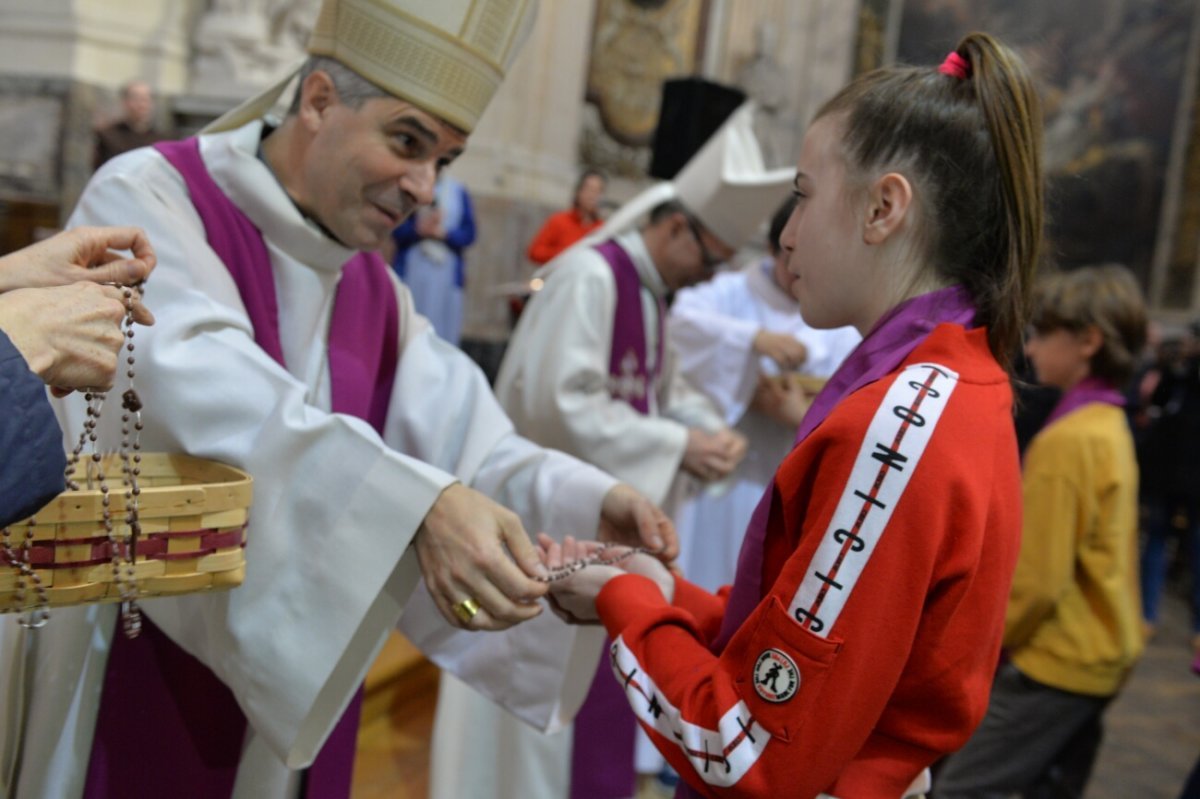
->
[21, 453, 253, 525]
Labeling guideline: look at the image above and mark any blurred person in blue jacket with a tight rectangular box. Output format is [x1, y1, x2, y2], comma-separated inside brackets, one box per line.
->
[387, 174, 476, 346]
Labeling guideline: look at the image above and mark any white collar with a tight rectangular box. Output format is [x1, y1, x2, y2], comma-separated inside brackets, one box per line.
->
[199, 120, 357, 274]
[615, 230, 668, 298]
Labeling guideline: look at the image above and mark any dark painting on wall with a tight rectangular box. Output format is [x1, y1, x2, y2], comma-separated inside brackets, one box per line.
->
[894, 0, 1198, 299]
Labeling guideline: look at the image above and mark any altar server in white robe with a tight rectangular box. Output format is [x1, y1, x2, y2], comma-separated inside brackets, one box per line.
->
[668, 195, 861, 593]
[0, 3, 677, 798]
[431, 103, 794, 799]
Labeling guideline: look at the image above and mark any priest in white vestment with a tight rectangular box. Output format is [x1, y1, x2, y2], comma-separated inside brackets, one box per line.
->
[0, 3, 678, 798]
[431, 104, 794, 799]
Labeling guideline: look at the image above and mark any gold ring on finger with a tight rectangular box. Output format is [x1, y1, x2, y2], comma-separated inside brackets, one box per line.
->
[453, 597, 481, 624]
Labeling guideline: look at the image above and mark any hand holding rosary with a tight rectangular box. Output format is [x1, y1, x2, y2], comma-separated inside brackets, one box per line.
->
[1, 281, 146, 636]
[68, 281, 146, 638]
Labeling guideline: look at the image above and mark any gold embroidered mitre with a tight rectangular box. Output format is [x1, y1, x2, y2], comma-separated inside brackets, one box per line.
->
[206, 0, 539, 134]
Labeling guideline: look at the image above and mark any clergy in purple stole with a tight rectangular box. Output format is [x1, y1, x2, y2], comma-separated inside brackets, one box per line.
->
[82, 138, 398, 799]
[569, 239, 666, 799]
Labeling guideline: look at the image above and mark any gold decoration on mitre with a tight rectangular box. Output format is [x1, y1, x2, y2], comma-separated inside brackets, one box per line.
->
[581, 102, 793, 251]
[204, 0, 540, 134]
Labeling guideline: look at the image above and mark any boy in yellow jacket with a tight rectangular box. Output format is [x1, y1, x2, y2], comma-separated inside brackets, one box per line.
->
[935, 264, 1147, 798]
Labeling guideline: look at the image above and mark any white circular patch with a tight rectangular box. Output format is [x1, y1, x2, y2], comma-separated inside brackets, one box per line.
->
[752, 649, 800, 703]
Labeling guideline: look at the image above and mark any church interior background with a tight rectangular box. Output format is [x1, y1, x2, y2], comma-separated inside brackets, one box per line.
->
[2, 0, 1199, 351]
[1, 1, 1199, 796]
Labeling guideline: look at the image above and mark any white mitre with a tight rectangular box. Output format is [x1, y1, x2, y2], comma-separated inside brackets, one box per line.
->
[204, 0, 539, 134]
[585, 102, 794, 251]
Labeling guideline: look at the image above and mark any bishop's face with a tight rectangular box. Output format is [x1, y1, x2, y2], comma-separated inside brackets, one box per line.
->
[297, 94, 466, 251]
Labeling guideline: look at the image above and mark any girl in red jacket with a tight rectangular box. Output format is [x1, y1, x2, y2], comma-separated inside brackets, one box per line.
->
[541, 31, 1043, 798]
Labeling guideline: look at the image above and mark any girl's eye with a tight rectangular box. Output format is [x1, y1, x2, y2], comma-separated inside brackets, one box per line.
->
[791, 190, 807, 200]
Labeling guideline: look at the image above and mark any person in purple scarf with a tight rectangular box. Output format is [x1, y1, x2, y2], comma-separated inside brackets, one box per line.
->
[935, 264, 1148, 798]
[540, 32, 1046, 798]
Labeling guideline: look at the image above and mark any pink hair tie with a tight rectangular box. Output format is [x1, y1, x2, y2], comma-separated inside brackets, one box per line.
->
[938, 51, 971, 80]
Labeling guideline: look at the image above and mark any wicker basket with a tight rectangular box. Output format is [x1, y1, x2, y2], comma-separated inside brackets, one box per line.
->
[0, 453, 252, 613]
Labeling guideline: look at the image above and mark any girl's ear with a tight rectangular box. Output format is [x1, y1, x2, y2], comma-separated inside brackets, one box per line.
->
[863, 172, 914, 246]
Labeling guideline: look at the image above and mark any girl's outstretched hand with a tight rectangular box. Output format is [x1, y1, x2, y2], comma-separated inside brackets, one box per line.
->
[536, 534, 675, 625]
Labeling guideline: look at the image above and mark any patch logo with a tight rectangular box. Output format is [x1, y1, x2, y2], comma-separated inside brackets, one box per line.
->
[752, 649, 799, 703]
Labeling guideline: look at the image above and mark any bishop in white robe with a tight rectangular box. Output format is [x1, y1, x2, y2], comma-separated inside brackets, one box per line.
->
[0, 112, 639, 798]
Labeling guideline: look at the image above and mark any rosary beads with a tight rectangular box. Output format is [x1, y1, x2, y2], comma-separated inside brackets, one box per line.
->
[1, 517, 49, 626]
[536, 543, 656, 583]
[0, 279, 147, 633]
[60, 283, 145, 637]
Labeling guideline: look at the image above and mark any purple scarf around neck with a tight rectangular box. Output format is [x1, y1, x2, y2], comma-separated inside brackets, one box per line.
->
[710, 285, 977, 654]
[1044, 375, 1125, 426]
[83, 137, 399, 799]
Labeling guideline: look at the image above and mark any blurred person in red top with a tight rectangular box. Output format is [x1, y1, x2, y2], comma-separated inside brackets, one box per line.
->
[526, 169, 606, 265]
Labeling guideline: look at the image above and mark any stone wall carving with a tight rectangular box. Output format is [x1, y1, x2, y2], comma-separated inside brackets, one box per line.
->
[581, 0, 709, 177]
[733, 23, 792, 168]
[189, 0, 319, 103]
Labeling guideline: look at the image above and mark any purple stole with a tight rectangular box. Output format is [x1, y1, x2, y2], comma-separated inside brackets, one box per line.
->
[83, 137, 399, 799]
[1044, 376, 1125, 427]
[596, 239, 665, 414]
[570, 240, 664, 799]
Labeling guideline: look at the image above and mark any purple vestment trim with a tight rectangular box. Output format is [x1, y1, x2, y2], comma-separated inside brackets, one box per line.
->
[1044, 376, 1125, 427]
[83, 137, 399, 799]
[568, 240, 666, 799]
[596, 239, 665, 415]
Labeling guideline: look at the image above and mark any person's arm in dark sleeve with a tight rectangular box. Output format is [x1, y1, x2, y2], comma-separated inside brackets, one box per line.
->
[0, 329, 66, 527]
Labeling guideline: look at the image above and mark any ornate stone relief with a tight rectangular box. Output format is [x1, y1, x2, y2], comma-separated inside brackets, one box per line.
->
[581, 0, 709, 177]
[189, 0, 320, 103]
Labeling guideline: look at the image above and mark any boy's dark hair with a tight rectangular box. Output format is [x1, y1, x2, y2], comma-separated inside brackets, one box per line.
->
[814, 32, 1044, 375]
[1030, 264, 1148, 386]
[767, 196, 798, 255]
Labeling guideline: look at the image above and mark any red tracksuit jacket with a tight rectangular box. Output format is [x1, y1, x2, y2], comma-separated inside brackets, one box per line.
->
[596, 325, 1022, 798]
